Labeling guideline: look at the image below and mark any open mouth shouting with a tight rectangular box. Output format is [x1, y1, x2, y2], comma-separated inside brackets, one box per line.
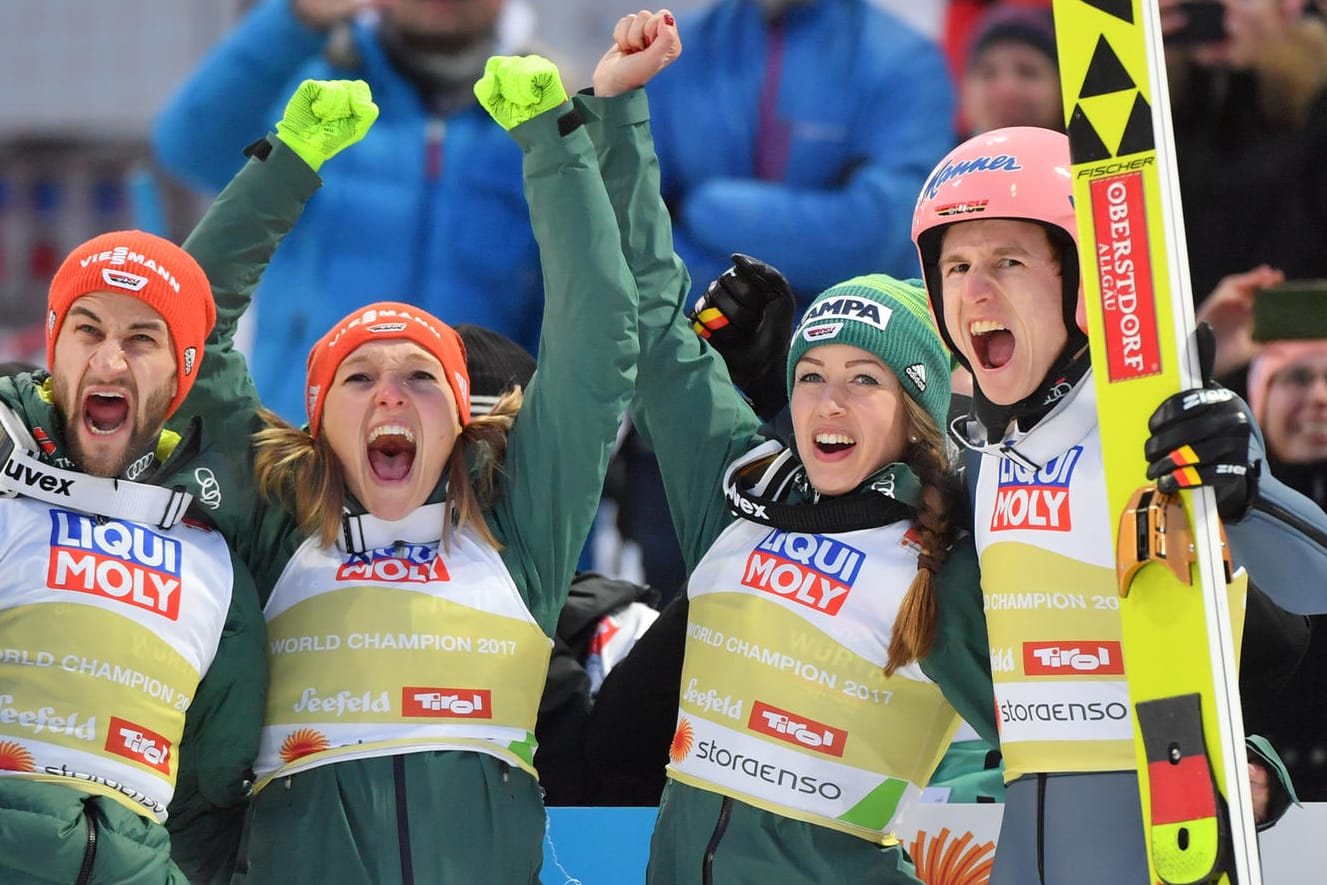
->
[813, 431, 856, 460]
[969, 319, 1015, 371]
[82, 389, 132, 437]
[367, 424, 417, 482]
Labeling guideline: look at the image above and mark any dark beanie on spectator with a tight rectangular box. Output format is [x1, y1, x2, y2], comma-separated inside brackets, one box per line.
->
[968, 6, 1058, 67]
[456, 323, 537, 416]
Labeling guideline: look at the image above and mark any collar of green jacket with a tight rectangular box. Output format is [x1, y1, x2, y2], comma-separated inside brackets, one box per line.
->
[0, 371, 222, 507]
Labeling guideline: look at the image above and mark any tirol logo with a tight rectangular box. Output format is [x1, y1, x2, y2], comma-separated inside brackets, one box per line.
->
[742, 530, 863, 614]
[368, 322, 408, 334]
[749, 700, 847, 758]
[1024, 641, 1125, 676]
[922, 153, 1022, 201]
[794, 297, 892, 338]
[47, 510, 183, 619]
[990, 447, 1082, 533]
[1090, 172, 1161, 381]
[182, 346, 197, 377]
[402, 687, 492, 719]
[336, 544, 449, 584]
[106, 716, 172, 774]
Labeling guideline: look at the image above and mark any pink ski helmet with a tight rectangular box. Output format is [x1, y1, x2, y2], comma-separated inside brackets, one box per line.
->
[911, 126, 1085, 366]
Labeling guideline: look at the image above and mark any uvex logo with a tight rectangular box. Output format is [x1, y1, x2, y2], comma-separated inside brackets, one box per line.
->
[725, 483, 768, 520]
[2, 459, 73, 495]
[749, 701, 847, 758]
[106, 716, 172, 774]
[402, 687, 492, 718]
[741, 530, 863, 615]
[1023, 641, 1124, 676]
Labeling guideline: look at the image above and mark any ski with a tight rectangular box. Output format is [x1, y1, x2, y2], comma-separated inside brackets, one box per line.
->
[1050, 2, 1258, 883]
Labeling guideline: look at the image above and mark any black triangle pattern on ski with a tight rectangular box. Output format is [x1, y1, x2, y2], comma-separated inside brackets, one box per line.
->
[1067, 104, 1113, 162]
[1079, 0, 1134, 23]
[1080, 35, 1136, 97]
[1116, 92, 1157, 156]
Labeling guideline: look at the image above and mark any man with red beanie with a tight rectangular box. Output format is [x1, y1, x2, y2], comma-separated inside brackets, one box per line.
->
[0, 225, 266, 884]
[0, 77, 377, 883]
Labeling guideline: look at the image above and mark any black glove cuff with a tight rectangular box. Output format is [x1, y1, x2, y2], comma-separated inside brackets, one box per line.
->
[1218, 460, 1261, 524]
[243, 136, 274, 161]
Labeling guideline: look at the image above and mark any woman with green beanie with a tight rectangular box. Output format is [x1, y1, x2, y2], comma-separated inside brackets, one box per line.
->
[572, 12, 995, 881]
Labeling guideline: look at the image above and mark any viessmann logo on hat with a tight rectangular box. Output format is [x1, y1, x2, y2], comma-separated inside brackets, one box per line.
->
[326, 307, 445, 349]
[79, 244, 183, 293]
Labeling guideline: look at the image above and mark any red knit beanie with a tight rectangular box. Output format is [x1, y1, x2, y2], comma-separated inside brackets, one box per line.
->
[47, 230, 216, 419]
[305, 302, 471, 437]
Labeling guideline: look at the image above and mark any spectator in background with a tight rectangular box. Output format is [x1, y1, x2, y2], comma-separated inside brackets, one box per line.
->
[1250, 339, 1327, 499]
[959, 4, 1062, 137]
[1245, 328, 1327, 799]
[647, 0, 956, 308]
[1163, 0, 1327, 302]
[152, 0, 550, 422]
[606, 0, 957, 606]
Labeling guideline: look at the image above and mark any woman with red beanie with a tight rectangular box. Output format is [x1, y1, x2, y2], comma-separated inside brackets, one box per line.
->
[163, 23, 683, 885]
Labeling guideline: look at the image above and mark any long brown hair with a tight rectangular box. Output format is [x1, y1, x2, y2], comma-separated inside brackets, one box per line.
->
[252, 388, 524, 550]
[883, 395, 962, 676]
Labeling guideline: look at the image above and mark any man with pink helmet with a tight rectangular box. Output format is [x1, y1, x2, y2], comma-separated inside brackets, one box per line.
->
[911, 125, 1327, 883]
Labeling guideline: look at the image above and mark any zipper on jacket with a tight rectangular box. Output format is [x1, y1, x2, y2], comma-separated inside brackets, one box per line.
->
[701, 796, 734, 885]
[75, 798, 98, 885]
[426, 117, 445, 180]
[411, 115, 447, 300]
[393, 755, 416, 885]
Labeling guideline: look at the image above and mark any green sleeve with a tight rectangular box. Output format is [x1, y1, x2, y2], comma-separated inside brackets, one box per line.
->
[574, 89, 761, 571]
[172, 135, 320, 578]
[174, 135, 320, 447]
[490, 106, 639, 635]
[920, 534, 998, 745]
[166, 549, 268, 884]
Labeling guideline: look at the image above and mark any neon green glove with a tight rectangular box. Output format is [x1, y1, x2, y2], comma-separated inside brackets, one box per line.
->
[275, 79, 379, 171]
[473, 55, 568, 131]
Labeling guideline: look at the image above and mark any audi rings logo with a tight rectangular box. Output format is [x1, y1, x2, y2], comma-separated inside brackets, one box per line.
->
[193, 468, 221, 509]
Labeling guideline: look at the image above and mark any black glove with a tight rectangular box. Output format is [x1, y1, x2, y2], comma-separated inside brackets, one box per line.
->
[689, 253, 796, 421]
[1144, 322, 1259, 522]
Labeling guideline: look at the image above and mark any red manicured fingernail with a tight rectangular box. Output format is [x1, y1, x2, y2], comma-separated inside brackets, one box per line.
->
[664, 13, 675, 25]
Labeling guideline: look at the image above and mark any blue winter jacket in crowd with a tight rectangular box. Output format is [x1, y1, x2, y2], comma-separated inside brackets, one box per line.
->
[152, 0, 543, 422]
[647, 0, 957, 310]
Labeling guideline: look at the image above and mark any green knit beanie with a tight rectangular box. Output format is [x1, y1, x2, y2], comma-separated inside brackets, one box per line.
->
[786, 275, 951, 432]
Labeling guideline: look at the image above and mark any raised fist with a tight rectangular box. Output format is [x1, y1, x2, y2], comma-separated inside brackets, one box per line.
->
[474, 55, 568, 131]
[691, 254, 796, 420]
[275, 79, 378, 172]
